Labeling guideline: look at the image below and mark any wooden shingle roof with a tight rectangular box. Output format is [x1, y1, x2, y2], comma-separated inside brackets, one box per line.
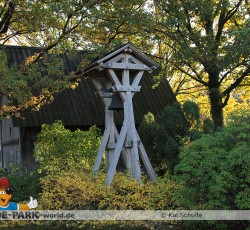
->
[1, 45, 176, 127]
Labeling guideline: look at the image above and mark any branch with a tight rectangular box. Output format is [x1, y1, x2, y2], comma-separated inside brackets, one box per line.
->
[176, 23, 190, 47]
[219, 60, 250, 83]
[222, 92, 231, 108]
[183, 60, 205, 82]
[173, 64, 208, 86]
[0, 0, 15, 35]
[0, 1, 15, 34]
[174, 77, 188, 95]
[224, 0, 244, 22]
[0, 1, 8, 18]
[106, 1, 145, 44]
[215, 0, 244, 42]
[107, 20, 126, 44]
[150, 53, 168, 61]
[215, 10, 226, 42]
[213, 0, 224, 18]
[0, 29, 34, 44]
[147, 28, 177, 52]
[222, 67, 250, 107]
[61, 13, 73, 35]
[180, 0, 192, 33]
[33, 12, 88, 62]
[177, 85, 207, 95]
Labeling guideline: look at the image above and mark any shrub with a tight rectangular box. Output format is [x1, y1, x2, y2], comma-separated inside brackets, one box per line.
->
[175, 110, 250, 229]
[0, 165, 43, 203]
[182, 101, 200, 131]
[39, 166, 178, 210]
[34, 121, 102, 173]
[202, 118, 214, 134]
[139, 101, 205, 175]
[155, 102, 190, 174]
[138, 112, 157, 166]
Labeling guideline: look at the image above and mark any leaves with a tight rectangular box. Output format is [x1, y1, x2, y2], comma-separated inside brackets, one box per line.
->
[0, 0, 150, 117]
[40, 171, 177, 210]
[144, 0, 250, 128]
[34, 121, 102, 173]
[175, 109, 250, 210]
[0, 49, 76, 117]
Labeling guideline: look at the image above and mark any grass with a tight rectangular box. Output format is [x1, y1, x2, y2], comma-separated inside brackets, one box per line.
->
[0, 220, 185, 230]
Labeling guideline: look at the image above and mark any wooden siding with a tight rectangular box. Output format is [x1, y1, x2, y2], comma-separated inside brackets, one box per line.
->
[0, 96, 22, 168]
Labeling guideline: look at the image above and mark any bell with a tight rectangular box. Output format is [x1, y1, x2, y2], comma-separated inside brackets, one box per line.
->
[108, 93, 124, 111]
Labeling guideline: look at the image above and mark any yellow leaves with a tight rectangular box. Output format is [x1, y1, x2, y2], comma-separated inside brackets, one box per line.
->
[40, 170, 177, 210]
[79, 58, 91, 68]
[0, 90, 56, 118]
[0, 49, 74, 118]
[23, 53, 40, 66]
[68, 79, 79, 90]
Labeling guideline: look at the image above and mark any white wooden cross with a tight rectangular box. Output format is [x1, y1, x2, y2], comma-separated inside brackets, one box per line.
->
[81, 44, 158, 185]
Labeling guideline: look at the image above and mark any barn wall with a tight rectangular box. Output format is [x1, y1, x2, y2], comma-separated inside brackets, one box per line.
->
[20, 127, 40, 171]
[0, 121, 2, 168]
[1, 118, 22, 169]
[0, 96, 22, 169]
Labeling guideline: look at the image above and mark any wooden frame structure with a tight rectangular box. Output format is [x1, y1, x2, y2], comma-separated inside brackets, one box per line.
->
[79, 44, 160, 185]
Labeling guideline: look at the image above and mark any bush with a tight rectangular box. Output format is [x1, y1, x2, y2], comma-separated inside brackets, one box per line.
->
[140, 101, 206, 175]
[34, 121, 102, 173]
[182, 101, 200, 131]
[175, 110, 250, 229]
[202, 118, 214, 134]
[138, 112, 157, 166]
[39, 166, 178, 210]
[155, 102, 190, 174]
[0, 165, 43, 203]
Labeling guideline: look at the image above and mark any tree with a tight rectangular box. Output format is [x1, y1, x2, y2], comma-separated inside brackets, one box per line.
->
[139, 101, 203, 174]
[0, 0, 147, 117]
[155, 103, 189, 174]
[145, 0, 250, 129]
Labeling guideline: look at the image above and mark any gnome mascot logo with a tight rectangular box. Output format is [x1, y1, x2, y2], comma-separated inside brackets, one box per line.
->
[0, 177, 38, 210]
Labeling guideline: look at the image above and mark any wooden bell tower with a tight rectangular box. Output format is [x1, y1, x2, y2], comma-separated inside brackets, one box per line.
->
[79, 44, 160, 185]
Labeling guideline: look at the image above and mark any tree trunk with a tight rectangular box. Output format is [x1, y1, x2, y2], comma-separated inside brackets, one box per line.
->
[208, 86, 224, 130]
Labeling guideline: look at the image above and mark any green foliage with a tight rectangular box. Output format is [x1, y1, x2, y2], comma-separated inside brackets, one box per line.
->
[155, 101, 202, 173]
[0, 50, 72, 102]
[175, 110, 250, 208]
[138, 112, 157, 165]
[34, 121, 102, 173]
[156, 103, 189, 137]
[203, 118, 214, 134]
[174, 110, 250, 229]
[0, 0, 150, 118]
[139, 101, 205, 174]
[0, 219, 182, 230]
[154, 103, 187, 173]
[40, 165, 177, 210]
[145, 0, 250, 129]
[0, 165, 43, 203]
[182, 101, 200, 130]
[182, 101, 202, 140]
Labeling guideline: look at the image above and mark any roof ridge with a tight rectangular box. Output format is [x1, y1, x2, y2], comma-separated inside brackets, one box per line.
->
[0, 44, 43, 50]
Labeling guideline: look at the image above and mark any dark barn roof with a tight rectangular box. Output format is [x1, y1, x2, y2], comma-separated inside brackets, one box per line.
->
[1, 45, 176, 128]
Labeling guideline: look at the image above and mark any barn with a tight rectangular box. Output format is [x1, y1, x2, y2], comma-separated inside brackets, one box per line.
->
[0, 44, 176, 171]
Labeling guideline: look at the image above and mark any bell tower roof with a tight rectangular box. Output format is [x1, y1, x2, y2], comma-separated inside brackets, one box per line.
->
[77, 43, 161, 77]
